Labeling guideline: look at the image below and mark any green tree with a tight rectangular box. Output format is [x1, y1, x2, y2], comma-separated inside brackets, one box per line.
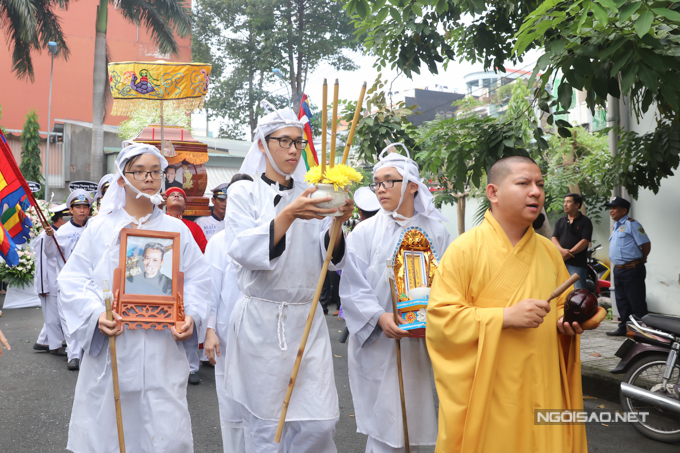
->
[542, 127, 611, 221]
[514, 0, 680, 198]
[342, 0, 540, 77]
[339, 77, 420, 164]
[90, 0, 192, 180]
[117, 103, 192, 140]
[20, 110, 44, 199]
[0, 0, 71, 81]
[193, 0, 361, 139]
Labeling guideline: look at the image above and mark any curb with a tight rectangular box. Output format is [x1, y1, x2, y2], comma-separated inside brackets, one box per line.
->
[581, 363, 623, 403]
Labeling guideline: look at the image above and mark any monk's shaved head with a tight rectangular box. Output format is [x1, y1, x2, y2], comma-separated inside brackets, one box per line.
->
[488, 156, 539, 185]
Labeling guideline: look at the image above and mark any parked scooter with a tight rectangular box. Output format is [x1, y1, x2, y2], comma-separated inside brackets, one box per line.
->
[586, 243, 611, 300]
[611, 314, 680, 443]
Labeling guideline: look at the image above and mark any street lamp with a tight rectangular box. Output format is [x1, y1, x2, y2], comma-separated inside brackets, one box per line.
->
[272, 68, 292, 108]
[45, 41, 57, 201]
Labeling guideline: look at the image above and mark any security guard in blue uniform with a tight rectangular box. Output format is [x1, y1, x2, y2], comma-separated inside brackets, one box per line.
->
[605, 197, 652, 336]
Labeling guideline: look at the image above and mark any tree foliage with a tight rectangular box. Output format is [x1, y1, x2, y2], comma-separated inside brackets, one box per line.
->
[193, 0, 361, 139]
[340, 77, 420, 164]
[117, 103, 192, 140]
[515, 0, 680, 198]
[20, 110, 44, 199]
[342, 0, 540, 77]
[0, 0, 71, 81]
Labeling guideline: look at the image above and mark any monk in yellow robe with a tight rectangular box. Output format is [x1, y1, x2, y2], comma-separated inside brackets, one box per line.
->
[427, 156, 588, 453]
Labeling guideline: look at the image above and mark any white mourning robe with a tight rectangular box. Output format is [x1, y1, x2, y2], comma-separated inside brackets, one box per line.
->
[45, 219, 88, 361]
[58, 207, 210, 453]
[196, 213, 225, 243]
[205, 229, 245, 453]
[32, 231, 63, 349]
[224, 176, 344, 422]
[339, 212, 451, 448]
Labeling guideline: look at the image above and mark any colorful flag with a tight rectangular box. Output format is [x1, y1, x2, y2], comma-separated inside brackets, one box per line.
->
[0, 130, 35, 266]
[297, 94, 319, 171]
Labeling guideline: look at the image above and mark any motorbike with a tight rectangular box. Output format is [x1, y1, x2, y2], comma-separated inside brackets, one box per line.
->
[586, 244, 611, 301]
[611, 314, 680, 443]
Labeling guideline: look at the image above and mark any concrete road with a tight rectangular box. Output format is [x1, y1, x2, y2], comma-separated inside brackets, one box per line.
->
[0, 307, 678, 452]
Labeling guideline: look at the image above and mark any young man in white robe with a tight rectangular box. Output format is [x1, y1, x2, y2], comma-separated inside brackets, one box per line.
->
[224, 102, 354, 453]
[339, 144, 452, 453]
[45, 189, 93, 370]
[196, 182, 227, 242]
[33, 204, 68, 355]
[204, 174, 253, 453]
[58, 143, 210, 453]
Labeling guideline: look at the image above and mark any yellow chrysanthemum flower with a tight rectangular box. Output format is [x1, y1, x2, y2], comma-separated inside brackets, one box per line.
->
[304, 164, 363, 191]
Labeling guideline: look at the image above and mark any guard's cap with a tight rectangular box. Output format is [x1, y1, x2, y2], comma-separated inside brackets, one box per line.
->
[211, 183, 229, 199]
[67, 189, 93, 207]
[604, 196, 630, 210]
[354, 186, 381, 212]
[166, 187, 186, 199]
[48, 203, 68, 214]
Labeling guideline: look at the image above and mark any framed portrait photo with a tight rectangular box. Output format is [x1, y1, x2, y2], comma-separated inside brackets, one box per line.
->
[112, 229, 185, 331]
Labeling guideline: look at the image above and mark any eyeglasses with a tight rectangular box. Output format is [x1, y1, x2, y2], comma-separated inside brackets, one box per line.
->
[369, 179, 403, 191]
[265, 136, 308, 150]
[123, 170, 165, 181]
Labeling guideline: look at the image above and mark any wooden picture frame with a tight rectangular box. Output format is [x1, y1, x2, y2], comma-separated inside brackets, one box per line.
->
[112, 228, 185, 331]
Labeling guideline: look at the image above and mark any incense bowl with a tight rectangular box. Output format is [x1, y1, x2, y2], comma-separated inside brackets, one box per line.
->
[311, 183, 348, 217]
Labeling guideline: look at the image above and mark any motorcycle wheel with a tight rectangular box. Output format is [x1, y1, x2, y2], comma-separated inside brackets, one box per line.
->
[620, 353, 680, 443]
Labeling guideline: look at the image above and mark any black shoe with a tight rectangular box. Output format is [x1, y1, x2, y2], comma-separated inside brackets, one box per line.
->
[33, 343, 49, 352]
[606, 328, 627, 337]
[50, 347, 67, 356]
[188, 372, 200, 385]
[67, 358, 80, 370]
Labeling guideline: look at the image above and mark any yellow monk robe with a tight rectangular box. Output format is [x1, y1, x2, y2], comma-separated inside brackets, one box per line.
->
[426, 210, 587, 453]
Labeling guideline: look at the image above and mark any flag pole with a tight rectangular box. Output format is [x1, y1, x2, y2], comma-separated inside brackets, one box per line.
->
[329, 79, 339, 168]
[104, 278, 126, 453]
[388, 262, 410, 453]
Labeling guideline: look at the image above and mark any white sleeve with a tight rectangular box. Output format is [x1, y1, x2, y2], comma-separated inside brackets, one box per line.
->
[226, 183, 279, 271]
[179, 224, 212, 342]
[57, 227, 107, 355]
[204, 238, 223, 331]
[338, 228, 385, 347]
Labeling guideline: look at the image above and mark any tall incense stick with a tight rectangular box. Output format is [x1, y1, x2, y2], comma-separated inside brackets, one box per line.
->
[341, 82, 367, 165]
[329, 79, 339, 168]
[321, 79, 328, 177]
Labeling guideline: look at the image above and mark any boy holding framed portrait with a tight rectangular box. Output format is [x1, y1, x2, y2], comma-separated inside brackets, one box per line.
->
[57, 143, 210, 453]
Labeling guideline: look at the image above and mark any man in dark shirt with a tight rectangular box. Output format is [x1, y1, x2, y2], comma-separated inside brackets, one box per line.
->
[551, 193, 593, 289]
[126, 243, 173, 296]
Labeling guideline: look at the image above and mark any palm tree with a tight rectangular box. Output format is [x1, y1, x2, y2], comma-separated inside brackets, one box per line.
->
[90, 0, 191, 180]
[0, 0, 71, 81]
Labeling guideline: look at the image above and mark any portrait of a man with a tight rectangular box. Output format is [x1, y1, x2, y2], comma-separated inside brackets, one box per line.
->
[125, 242, 173, 296]
[165, 166, 183, 189]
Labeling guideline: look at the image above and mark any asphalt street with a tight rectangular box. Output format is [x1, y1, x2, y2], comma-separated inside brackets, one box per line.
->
[0, 306, 678, 452]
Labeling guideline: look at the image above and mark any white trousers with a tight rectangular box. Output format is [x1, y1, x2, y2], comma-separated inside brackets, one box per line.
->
[57, 294, 82, 362]
[185, 334, 200, 373]
[366, 437, 421, 453]
[239, 403, 337, 453]
[38, 294, 64, 350]
[215, 347, 245, 453]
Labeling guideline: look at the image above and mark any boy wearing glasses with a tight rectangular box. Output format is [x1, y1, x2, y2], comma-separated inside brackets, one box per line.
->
[339, 144, 451, 453]
[223, 101, 354, 452]
[45, 189, 93, 371]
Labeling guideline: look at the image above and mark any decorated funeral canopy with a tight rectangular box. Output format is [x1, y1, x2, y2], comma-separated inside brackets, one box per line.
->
[108, 61, 211, 116]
